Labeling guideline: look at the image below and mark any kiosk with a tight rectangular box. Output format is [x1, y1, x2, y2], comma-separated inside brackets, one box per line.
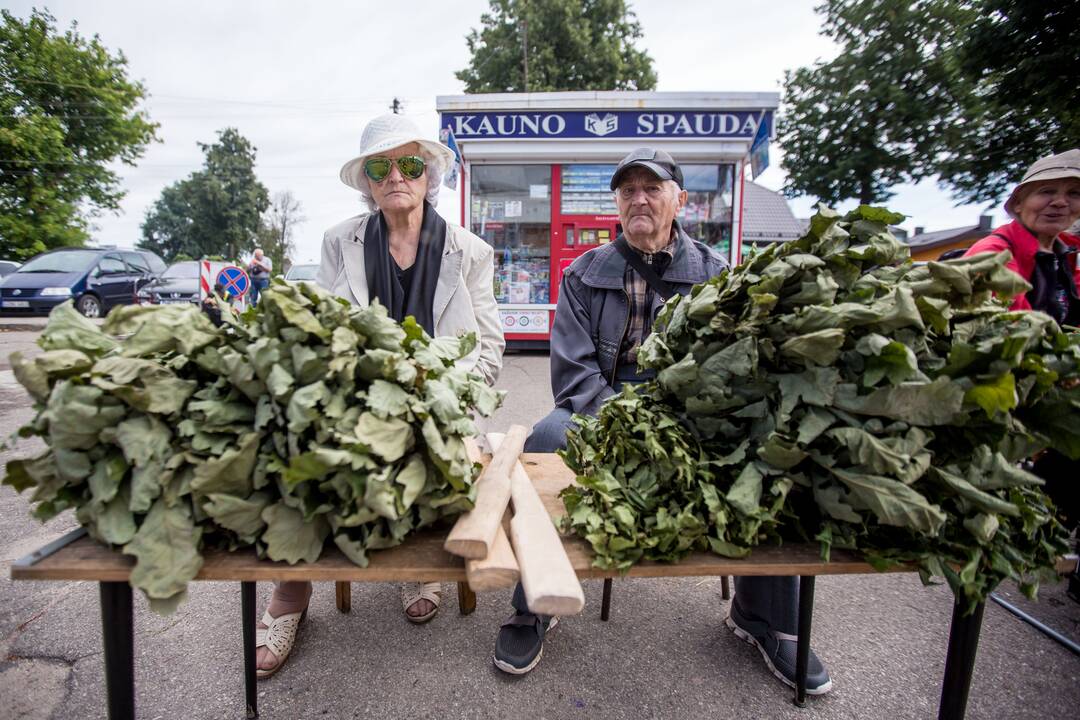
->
[436, 91, 779, 346]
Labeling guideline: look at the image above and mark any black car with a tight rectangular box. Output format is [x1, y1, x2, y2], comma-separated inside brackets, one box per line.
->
[136, 260, 229, 306]
[0, 247, 166, 317]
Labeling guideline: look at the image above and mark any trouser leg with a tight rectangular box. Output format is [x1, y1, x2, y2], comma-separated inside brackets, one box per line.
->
[733, 575, 799, 634]
[523, 407, 576, 453]
[511, 581, 530, 614]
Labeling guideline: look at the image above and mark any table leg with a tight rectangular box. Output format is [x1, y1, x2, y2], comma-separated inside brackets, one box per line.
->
[241, 582, 258, 718]
[335, 581, 352, 614]
[938, 600, 985, 720]
[721, 576, 731, 600]
[793, 575, 816, 708]
[99, 581, 134, 720]
[457, 581, 476, 615]
[601, 578, 613, 621]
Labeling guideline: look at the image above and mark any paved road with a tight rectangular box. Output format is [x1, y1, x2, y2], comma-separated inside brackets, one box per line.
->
[0, 331, 1078, 720]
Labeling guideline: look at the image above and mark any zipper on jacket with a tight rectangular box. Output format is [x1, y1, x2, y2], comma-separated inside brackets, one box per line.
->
[609, 287, 632, 387]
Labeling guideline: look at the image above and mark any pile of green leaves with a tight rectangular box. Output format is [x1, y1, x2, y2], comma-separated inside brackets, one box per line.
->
[4, 280, 501, 612]
[561, 207, 1080, 612]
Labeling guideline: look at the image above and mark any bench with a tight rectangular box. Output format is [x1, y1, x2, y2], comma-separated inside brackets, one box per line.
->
[12, 453, 1072, 719]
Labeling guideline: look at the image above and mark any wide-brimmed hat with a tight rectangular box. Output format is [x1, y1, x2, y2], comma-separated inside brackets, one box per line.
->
[1005, 148, 1080, 215]
[609, 147, 685, 190]
[339, 114, 456, 193]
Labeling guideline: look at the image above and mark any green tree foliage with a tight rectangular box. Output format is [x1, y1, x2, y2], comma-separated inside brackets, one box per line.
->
[456, 0, 657, 92]
[257, 190, 305, 274]
[936, 0, 1080, 204]
[140, 128, 269, 262]
[778, 1, 971, 206]
[780, 0, 1080, 208]
[0, 9, 158, 260]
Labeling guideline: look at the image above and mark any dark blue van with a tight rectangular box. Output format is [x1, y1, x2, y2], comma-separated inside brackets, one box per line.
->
[0, 247, 166, 318]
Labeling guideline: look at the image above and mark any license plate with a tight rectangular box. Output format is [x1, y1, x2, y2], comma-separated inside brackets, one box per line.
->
[2, 300, 29, 308]
[160, 298, 192, 304]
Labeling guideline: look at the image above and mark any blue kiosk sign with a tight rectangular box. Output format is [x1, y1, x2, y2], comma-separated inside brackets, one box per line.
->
[440, 109, 772, 141]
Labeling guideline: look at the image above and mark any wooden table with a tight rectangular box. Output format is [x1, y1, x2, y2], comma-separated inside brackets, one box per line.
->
[12, 454, 1070, 720]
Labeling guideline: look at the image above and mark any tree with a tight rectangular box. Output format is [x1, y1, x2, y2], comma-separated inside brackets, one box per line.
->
[935, 0, 1080, 204]
[0, 9, 158, 260]
[778, 0, 973, 206]
[139, 128, 269, 262]
[456, 0, 656, 93]
[258, 190, 305, 273]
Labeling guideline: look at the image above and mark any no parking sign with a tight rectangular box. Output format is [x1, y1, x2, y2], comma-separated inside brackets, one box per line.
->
[215, 265, 250, 299]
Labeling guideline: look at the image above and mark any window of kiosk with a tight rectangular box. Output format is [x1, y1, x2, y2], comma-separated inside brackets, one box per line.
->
[679, 164, 736, 257]
[560, 164, 617, 218]
[470, 165, 552, 305]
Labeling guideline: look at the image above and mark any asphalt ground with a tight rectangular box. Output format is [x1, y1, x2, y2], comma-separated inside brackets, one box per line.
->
[0, 321, 1078, 719]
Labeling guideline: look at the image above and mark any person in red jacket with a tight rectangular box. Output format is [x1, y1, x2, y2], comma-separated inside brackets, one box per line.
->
[964, 149, 1080, 325]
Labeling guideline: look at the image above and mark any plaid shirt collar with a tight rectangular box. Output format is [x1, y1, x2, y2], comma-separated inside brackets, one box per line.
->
[619, 231, 677, 368]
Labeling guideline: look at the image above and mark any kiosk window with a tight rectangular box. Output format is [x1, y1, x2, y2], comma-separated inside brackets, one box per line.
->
[678, 164, 736, 257]
[561, 164, 617, 215]
[470, 165, 552, 305]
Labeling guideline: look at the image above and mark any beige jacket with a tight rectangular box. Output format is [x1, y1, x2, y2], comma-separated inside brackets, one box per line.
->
[316, 213, 504, 385]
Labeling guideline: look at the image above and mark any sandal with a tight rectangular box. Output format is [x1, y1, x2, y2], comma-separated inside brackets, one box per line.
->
[255, 608, 307, 679]
[401, 581, 441, 623]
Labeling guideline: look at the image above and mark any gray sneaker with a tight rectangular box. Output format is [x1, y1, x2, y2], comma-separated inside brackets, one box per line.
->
[726, 602, 832, 695]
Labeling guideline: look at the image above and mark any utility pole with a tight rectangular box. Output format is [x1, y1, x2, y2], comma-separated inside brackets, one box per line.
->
[521, 0, 529, 92]
[389, 97, 403, 114]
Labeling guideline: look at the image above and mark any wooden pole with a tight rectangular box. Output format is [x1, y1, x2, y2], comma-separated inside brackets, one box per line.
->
[461, 438, 520, 591]
[444, 426, 528, 559]
[489, 433, 585, 616]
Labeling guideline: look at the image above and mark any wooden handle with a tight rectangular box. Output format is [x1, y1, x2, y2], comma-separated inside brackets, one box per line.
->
[444, 426, 528, 559]
[466, 516, 520, 591]
[489, 433, 585, 616]
[460, 437, 520, 591]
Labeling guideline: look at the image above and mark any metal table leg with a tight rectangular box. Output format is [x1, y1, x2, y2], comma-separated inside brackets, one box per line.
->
[793, 575, 816, 708]
[938, 600, 985, 720]
[99, 581, 134, 720]
[601, 578, 613, 621]
[242, 582, 258, 718]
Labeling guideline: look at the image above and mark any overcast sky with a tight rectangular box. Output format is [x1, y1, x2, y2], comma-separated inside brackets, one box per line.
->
[9, 0, 1000, 263]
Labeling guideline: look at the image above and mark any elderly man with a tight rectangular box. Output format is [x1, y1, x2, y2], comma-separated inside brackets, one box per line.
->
[492, 148, 831, 696]
[248, 248, 273, 305]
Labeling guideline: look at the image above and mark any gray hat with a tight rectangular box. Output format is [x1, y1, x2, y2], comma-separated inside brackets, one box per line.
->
[1005, 149, 1080, 214]
[609, 147, 685, 190]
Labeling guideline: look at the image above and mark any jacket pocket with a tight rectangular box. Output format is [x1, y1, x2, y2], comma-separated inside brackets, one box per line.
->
[597, 336, 618, 374]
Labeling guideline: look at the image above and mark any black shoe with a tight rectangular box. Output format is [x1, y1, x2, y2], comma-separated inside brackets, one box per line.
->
[726, 602, 832, 695]
[493, 612, 559, 675]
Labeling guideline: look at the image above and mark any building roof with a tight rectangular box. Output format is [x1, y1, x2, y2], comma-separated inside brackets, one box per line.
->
[741, 182, 805, 244]
[905, 224, 984, 251]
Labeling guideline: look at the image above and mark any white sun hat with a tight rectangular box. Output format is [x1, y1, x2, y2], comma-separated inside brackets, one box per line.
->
[339, 114, 456, 194]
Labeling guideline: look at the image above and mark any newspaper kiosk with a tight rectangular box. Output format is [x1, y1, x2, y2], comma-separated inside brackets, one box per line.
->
[436, 91, 779, 346]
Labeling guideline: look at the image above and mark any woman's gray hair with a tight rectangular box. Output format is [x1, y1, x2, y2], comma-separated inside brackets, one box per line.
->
[358, 146, 444, 213]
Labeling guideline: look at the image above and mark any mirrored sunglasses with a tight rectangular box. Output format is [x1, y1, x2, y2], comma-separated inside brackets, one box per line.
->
[363, 155, 426, 182]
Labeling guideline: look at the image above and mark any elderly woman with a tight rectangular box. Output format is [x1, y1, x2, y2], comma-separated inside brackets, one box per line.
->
[254, 114, 504, 678]
[964, 148, 1080, 324]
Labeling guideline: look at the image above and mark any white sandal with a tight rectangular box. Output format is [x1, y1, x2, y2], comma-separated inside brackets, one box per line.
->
[401, 582, 441, 623]
[255, 608, 306, 679]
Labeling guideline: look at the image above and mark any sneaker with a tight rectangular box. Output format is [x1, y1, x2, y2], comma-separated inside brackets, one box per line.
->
[725, 602, 832, 695]
[493, 612, 560, 675]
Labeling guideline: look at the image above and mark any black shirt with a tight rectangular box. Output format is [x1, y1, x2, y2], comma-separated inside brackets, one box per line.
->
[395, 261, 415, 300]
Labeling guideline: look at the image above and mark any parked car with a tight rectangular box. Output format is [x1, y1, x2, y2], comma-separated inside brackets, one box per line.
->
[0, 260, 20, 277]
[136, 260, 230, 306]
[284, 263, 319, 286]
[0, 247, 166, 318]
